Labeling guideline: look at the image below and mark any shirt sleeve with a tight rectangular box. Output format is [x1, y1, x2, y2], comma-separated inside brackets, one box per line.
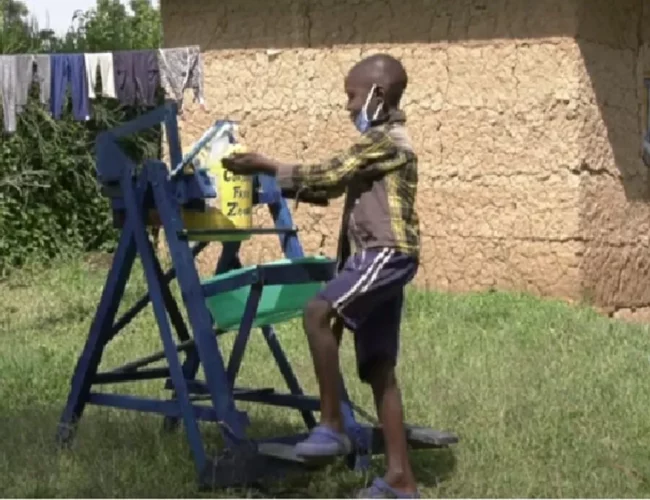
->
[281, 185, 344, 206]
[275, 129, 408, 191]
[289, 184, 346, 201]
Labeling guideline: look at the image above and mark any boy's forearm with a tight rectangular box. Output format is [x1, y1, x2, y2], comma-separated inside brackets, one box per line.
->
[272, 161, 303, 190]
[250, 155, 310, 190]
[255, 158, 295, 183]
[262, 154, 349, 190]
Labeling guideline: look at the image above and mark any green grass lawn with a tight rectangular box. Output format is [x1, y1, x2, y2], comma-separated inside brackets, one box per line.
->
[2, 254, 650, 498]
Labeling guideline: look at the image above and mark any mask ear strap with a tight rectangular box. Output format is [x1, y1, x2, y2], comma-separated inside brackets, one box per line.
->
[372, 99, 384, 120]
[362, 84, 377, 114]
[364, 84, 384, 121]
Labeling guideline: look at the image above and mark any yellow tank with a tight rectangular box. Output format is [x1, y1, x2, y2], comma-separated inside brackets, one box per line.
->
[181, 141, 254, 242]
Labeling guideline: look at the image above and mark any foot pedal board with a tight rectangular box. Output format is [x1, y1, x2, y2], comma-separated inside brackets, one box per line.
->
[406, 426, 459, 448]
[257, 442, 307, 464]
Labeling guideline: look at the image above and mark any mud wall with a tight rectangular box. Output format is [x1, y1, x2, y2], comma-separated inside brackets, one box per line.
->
[160, 0, 650, 307]
[575, 0, 650, 313]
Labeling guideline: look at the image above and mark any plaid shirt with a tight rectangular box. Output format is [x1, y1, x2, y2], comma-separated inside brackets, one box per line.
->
[276, 111, 420, 259]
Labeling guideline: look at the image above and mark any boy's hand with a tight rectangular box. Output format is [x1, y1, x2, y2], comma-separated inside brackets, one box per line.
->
[222, 152, 276, 176]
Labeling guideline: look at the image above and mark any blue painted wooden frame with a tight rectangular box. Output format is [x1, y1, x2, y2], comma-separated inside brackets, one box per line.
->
[55, 102, 393, 488]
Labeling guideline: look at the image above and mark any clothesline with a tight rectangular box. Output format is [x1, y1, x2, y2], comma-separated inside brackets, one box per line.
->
[0, 45, 205, 133]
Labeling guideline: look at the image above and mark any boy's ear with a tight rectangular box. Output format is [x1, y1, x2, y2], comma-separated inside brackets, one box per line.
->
[374, 85, 386, 100]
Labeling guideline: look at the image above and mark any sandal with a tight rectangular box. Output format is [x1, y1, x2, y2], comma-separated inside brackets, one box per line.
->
[357, 478, 421, 499]
[294, 425, 352, 458]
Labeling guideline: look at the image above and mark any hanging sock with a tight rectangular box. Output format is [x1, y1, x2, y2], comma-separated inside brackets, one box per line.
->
[157, 45, 206, 112]
[34, 54, 51, 106]
[113, 50, 160, 107]
[84, 52, 116, 99]
[0, 55, 18, 133]
[50, 54, 91, 121]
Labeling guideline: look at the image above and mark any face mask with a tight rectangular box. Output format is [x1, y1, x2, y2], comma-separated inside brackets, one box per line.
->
[354, 84, 384, 134]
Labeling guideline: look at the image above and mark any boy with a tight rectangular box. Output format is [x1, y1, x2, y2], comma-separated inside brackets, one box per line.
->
[222, 53, 421, 499]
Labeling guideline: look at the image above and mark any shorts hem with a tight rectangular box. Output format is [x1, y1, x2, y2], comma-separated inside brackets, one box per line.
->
[315, 289, 359, 332]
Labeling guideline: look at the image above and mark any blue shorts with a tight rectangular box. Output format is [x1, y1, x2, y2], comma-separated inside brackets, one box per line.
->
[316, 248, 418, 382]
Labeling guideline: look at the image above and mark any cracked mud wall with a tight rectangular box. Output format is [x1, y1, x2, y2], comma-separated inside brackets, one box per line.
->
[160, 0, 650, 307]
[576, 0, 650, 308]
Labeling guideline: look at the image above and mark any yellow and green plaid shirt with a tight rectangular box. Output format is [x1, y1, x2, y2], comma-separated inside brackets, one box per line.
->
[276, 111, 420, 259]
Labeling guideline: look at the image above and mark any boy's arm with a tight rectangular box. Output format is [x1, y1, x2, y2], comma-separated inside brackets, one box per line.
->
[282, 184, 346, 203]
[280, 185, 345, 207]
[275, 129, 408, 191]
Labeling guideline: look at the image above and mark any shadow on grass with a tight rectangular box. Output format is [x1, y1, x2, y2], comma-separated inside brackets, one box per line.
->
[0, 404, 456, 498]
[409, 448, 457, 489]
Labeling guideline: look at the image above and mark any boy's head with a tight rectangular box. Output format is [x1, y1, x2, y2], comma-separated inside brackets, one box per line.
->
[344, 53, 408, 125]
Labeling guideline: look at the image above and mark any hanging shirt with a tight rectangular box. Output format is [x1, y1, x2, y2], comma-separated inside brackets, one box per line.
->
[34, 54, 51, 106]
[0, 55, 18, 132]
[15, 55, 35, 114]
[84, 52, 116, 99]
[50, 54, 91, 121]
[113, 50, 160, 107]
[157, 46, 205, 111]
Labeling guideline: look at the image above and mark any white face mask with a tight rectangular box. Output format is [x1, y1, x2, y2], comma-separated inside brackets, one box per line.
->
[354, 84, 384, 133]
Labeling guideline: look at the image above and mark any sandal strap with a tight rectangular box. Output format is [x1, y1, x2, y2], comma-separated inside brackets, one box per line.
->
[361, 478, 421, 499]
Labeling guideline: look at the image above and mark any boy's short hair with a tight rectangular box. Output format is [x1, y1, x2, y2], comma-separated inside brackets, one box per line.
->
[351, 53, 408, 106]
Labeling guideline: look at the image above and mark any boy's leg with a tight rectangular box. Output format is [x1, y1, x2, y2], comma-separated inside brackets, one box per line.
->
[296, 252, 379, 458]
[356, 293, 418, 496]
[302, 292, 343, 431]
[296, 249, 417, 460]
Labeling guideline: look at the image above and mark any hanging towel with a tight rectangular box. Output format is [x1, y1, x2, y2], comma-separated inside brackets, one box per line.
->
[84, 52, 116, 99]
[113, 50, 160, 107]
[15, 54, 35, 114]
[50, 54, 90, 121]
[0, 55, 18, 132]
[157, 45, 205, 111]
[34, 54, 51, 105]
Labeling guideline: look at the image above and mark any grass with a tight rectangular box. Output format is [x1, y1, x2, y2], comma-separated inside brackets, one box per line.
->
[2, 254, 650, 498]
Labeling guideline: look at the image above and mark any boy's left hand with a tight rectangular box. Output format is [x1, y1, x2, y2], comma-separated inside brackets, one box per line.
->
[222, 152, 275, 175]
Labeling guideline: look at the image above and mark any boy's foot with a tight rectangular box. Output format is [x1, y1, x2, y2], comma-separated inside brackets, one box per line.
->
[357, 478, 420, 499]
[294, 425, 352, 458]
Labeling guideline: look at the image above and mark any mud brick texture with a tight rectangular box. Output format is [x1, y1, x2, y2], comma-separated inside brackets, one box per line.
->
[160, 0, 650, 310]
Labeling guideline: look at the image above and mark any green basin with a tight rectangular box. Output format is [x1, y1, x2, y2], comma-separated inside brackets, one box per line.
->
[202, 256, 334, 331]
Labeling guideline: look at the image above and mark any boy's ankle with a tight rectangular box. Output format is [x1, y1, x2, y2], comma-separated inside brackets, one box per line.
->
[383, 470, 418, 493]
[319, 418, 344, 434]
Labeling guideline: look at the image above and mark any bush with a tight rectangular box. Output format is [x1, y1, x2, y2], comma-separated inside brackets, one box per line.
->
[0, 0, 163, 276]
[0, 97, 161, 275]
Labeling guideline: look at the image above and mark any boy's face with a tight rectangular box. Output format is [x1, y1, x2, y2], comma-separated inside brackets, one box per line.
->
[344, 72, 383, 124]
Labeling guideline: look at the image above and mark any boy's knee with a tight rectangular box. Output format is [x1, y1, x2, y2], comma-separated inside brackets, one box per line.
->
[303, 297, 333, 331]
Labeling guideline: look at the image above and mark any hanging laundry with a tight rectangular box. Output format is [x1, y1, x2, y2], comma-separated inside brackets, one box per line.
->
[84, 52, 116, 99]
[50, 54, 90, 121]
[157, 45, 205, 112]
[34, 54, 51, 106]
[15, 54, 35, 114]
[113, 50, 160, 107]
[0, 55, 18, 132]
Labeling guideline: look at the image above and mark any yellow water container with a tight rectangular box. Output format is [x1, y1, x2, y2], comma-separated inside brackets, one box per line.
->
[181, 141, 254, 242]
